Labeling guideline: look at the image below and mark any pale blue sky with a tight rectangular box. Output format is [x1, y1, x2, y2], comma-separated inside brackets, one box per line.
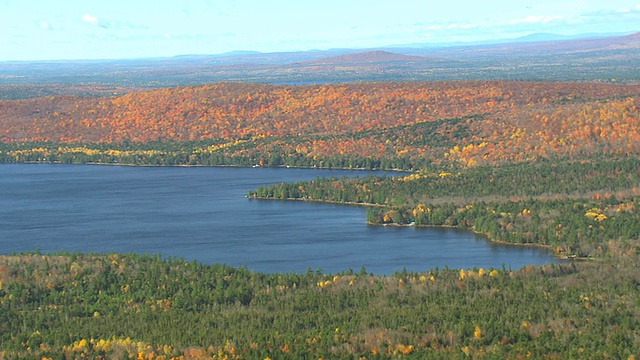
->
[1, 0, 639, 61]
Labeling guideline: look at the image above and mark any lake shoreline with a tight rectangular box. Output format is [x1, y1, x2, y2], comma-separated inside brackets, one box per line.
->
[248, 194, 577, 262]
[367, 221, 582, 261]
[246, 194, 388, 208]
[12, 160, 413, 174]
[1, 164, 562, 273]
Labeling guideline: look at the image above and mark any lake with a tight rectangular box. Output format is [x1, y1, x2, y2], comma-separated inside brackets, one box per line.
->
[0, 164, 562, 274]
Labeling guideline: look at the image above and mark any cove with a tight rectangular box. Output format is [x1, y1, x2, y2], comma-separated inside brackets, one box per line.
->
[0, 164, 562, 275]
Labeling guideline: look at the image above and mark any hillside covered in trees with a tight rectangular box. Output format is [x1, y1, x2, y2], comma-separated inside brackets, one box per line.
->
[1, 81, 639, 169]
[1, 252, 638, 359]
[2, 79, 640, 358]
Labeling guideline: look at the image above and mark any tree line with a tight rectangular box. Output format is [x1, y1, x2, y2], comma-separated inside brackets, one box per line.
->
[1, 81, 639, 168]
[1, 252, 638, 358]
[250, 156, 640, 258]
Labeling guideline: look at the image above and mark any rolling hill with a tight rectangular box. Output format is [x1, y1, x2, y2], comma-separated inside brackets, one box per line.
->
[1, 81, 639, 168]
[2, 30, 640, 360]
[1, 32, 639, 93]
[302, 50, 442, 65]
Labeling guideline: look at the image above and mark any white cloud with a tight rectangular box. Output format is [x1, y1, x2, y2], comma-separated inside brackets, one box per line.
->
[425, 23, 477, 31]
[82, 14, 99, 24]
[79, 13, 149, 31]
[510, 15, 563, 25]
[39, 21, 53, 30]
[617, 5, 640, 13]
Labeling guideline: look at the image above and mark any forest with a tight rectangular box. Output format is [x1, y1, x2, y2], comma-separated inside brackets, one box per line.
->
[1, 80, 640, 358]
[1, 81, 640, 170]
[250, 157, 640, 259]
[1, 253, 639, 359]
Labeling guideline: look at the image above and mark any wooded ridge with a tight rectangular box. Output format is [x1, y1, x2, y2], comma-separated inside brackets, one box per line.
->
[1, 81, 639, 169]
[2, 80, 640, 358]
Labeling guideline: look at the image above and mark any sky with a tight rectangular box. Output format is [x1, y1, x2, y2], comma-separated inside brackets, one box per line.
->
[1, 0, 639, 61]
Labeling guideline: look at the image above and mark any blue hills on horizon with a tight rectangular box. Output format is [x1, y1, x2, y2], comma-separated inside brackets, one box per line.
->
[147, 31, 635, 64]
[0, 31, 638, 90]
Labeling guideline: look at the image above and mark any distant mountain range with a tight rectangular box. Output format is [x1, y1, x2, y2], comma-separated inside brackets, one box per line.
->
[0, 32, 638, 94]
[527, 31, 640, 52]
[163, 31, 640, 65]
[300, 51, 445, 65]
[388, 31, 632, 48]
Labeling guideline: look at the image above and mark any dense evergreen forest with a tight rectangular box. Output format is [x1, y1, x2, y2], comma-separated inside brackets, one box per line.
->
[250, 157, 640, 258]
[1, 253, 639, 359]
[1, 80, 640, 358]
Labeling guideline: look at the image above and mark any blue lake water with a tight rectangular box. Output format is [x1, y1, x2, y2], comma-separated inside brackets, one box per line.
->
[0, 164, 561, 274]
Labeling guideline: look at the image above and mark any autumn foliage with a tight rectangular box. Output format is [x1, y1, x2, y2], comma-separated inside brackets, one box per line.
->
[3, 81, 640, 359]
[3, 253, 639, 359]
[1, 81, 639, 167]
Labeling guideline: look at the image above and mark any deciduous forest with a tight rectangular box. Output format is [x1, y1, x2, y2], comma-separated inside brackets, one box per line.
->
[1, 79, 640, 358]
[1, 81, 639, 168]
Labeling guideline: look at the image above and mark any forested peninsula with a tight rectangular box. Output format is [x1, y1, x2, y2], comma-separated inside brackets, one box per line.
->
[2, 81, 640, 358]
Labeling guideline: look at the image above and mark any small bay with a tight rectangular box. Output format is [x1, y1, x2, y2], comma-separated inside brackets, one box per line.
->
[0, 164, 561, 274]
